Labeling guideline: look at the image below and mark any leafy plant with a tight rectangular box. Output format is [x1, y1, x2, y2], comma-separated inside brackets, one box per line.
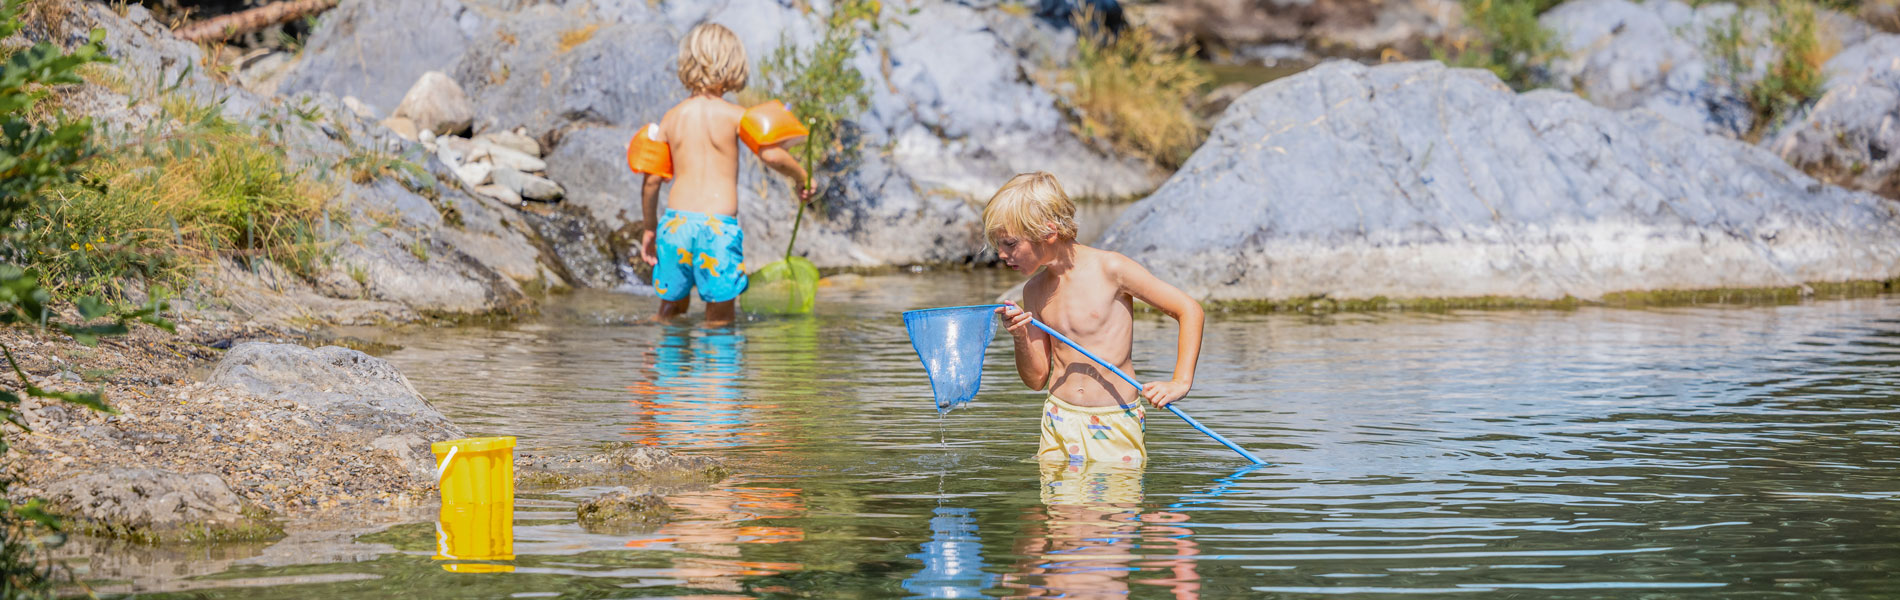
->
[753, 0, 875, 178]
[0, 1, 171, 594]
[1702, 0, 1835, 141]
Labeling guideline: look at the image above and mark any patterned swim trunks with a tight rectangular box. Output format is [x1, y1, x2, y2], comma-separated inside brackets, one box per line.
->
[652, 208, 748, 303]
[1037, 395, 1147, 466]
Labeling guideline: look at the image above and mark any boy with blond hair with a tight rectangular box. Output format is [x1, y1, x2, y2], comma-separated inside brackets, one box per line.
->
[988, 172, 1205, 465]
[631, 23, 814, 326]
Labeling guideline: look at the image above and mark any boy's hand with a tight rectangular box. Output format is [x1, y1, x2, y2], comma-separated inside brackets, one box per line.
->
[1141, 379, 1191, 408]
[639, 229, 658, 266]
[996, 302, 1045, 341]
[797, 179, 816, 204]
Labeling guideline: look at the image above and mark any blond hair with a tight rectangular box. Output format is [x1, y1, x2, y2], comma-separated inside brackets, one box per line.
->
[677, 23, 748, 95]
[983, 172, 1078, 246]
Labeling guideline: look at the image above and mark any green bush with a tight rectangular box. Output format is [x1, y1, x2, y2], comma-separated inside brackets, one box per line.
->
[1432, 0, 1563, 90]
[751, 0, 875, 175]
[0, 0, 170, 595]
[1703, 0, 1834, 140]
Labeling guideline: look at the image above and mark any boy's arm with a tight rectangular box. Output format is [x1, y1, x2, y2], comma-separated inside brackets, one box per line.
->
[1110, 254, 1204, 408]
[638, 174, 662, 265]
[997, 301, 1053, 391]
[756, 145, 815, 203]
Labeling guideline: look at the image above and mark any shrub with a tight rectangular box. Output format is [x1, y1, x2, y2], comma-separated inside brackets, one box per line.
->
[0, 1, 170, 595]
[751, 0, 875, 176]
[1054, 8, 1209, 169]
[1431, 0, 1563, 90]
[1703, 0, 1836, 140]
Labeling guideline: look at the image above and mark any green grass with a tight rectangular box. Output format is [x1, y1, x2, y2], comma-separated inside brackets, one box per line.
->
[1704, 0, 1836, 141]
[19, 95, 333, 299]
[1432, 0, 1563, 90]
[1054, 6, 1210, 169]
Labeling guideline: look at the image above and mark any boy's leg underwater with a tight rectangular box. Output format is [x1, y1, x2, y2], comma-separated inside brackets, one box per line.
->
[704, 300, 736, 327]
[656, 297, 693, 322]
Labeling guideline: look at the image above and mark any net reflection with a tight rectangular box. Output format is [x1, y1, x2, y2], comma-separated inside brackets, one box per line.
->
[1002, 462, 1204, 600]
[902, 506, 997, 599]
[626, 325, 750, 449]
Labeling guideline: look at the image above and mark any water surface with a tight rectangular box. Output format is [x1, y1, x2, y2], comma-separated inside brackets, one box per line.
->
[105, 271, 1900, 598]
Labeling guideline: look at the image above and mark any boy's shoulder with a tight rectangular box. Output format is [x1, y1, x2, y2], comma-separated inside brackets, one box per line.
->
[660, 97, 746, 124]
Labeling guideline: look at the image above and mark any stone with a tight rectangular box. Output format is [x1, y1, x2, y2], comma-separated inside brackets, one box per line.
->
[380, 116, 419, 141]
[454, 161, 494, 187]
[479, 141, 547, 173]
[1131, 0, 1460, 56]
[476, 130, 541, 157]
[493, 167, 564, 201]
[473, 184, 522, 207]
[206, 342, 464, 442]
[40, 469, 281, 543]
[516, 443, 729, 489]
[575, 487, 670, 534]
[392, 71, 475, 136]
[1098, 61, 1900, 303]
[342, 95, 377, 120]
[1767, 34, 1900, 199]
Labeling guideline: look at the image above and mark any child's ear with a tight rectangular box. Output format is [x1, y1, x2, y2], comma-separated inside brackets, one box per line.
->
[1041, 222, 1060, 244]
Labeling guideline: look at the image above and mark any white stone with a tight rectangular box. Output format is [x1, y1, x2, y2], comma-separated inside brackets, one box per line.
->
[475, 130, 541, 157]
[454, 161, 493, 187]
[492, 167, 564, 201]
[479, 142, 546, 172]
[391, 71, 474, 136]
[473, 184, 522, 206]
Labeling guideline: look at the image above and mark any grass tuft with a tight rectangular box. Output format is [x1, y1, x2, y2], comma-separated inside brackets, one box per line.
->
[1704, 0, 1836, 141]
[1052, 7, 1210, 169]
[1431, 0, 1563, 90]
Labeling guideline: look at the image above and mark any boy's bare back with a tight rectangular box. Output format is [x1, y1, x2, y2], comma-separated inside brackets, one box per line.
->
[1020, 244, 1143, 408]
[659, 97, 745, 216]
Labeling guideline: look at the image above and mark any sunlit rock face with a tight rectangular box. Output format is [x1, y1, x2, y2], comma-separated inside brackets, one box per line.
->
[1101, 61, 1900, 303]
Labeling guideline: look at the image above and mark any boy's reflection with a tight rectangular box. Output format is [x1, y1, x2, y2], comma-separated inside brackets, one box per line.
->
[1003, 462, 1203, 600]
[627, 325, 746, 448]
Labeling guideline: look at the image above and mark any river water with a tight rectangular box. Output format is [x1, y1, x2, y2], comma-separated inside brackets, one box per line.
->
[106, 271, 1899, 598]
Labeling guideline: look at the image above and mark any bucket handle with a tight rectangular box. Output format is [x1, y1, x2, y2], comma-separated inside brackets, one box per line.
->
[435, 446, 459, 481]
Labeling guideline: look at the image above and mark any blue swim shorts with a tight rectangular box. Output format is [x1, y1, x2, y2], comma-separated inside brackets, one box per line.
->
[652, 209, 748, 303]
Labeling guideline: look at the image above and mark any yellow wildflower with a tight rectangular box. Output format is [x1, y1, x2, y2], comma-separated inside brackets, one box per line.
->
[69, 243, 79, 250]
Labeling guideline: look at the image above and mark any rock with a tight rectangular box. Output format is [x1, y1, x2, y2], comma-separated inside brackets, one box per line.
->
[1099, 61, 1900, 303]
[518, 208, 620, 288]
[236, 51, 296, 97]
[1767, 34, 1900, 199]
[342, 95, 377, 120]
[369, 434, 437, 482]
[454, 161, 494, 187]
[476, 130, 541, 157]
[1540, 0, 1876, 139]
[392, 71, 475, 136]
[40, 469, 282, 543]
[493, 167, 564, 202]
[575, 487, 670, 534]
[449, 6, 682, 138]
[206, 342, 464, 442]
[380, 116, 419, 141]
[516, 443, 729, 490]
[1131, 0, 1461, 57]
[543, 126, 643, 233]
[473, 184, 522, 207]
[279, 0, 494, 113]
[480, 142, 547, 173]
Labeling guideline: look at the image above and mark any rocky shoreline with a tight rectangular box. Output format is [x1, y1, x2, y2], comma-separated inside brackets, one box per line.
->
[2, 318, 730, 548]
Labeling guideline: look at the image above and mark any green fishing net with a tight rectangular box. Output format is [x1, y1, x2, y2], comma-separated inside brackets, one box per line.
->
[742, 254, 819, 315]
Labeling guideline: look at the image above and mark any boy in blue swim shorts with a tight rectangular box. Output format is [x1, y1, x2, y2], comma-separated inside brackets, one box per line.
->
[630, 23, 814, 326]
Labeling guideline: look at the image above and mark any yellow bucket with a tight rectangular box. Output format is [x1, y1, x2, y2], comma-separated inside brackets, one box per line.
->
[434, 501, 515, 564]
[432, 436, 516, 506]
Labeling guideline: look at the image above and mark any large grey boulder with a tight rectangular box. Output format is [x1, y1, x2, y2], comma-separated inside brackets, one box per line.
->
[1130, 0, 1461, 56]
[40, 469, 281, 543]
[1099, 61, 1900, 303]
[450, 6, 683, 138]
[1767, 34, 1900, 199]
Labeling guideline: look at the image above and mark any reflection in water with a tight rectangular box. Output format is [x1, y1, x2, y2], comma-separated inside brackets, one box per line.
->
[902, 506, 996, 599]
[1004, 462, 1204, 599]
[627, 325, 748, 449]
[433, 503, 515, 573]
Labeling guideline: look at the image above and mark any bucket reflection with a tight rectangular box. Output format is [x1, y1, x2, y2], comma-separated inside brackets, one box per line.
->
[434, 502, 515, 573]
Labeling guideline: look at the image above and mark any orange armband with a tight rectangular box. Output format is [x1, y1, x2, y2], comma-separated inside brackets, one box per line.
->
[626, 123, 672, 179]
[739, 101, 810, 154]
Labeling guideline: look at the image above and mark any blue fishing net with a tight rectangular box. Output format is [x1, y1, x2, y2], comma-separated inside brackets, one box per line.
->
[902, 305, 1003, 413]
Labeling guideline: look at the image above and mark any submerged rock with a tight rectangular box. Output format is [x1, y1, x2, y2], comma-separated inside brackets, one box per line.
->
[1100, 61, 1900, 303]
[517, 444, 729, 490]
[575, 487, 671, 534]
[40, 469, 282, 544]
